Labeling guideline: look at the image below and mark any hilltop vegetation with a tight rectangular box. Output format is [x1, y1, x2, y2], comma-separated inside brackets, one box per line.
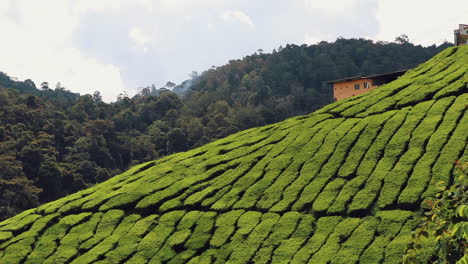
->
[0, 39, 450, 220]
[0, 45, 466, 263]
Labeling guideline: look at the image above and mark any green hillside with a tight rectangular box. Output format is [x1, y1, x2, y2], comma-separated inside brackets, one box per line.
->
[0, 45, 466, 264]
[0, 39, 451, 221]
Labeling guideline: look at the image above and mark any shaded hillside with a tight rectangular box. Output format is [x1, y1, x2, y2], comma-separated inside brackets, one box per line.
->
[0, 39, 450, 221]
[0, 45, 467, 264]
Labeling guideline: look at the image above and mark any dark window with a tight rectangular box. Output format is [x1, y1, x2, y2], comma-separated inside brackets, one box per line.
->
[354, 84, 360, 90]
[364, 82, 370, 88]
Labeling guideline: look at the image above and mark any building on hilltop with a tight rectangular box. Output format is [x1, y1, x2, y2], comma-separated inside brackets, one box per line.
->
[328, 70, 407, 101]
[454, 24, 468, 46]
[328, 24, 466, 102]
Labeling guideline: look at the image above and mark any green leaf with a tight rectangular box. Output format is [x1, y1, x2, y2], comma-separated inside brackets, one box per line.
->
[456, 205, 468, 218]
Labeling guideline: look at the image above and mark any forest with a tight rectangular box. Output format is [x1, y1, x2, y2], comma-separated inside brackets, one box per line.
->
[0, 38, 451, 220]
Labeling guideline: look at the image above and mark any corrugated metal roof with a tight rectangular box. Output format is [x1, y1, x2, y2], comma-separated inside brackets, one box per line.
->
[326, 69, 408, 84]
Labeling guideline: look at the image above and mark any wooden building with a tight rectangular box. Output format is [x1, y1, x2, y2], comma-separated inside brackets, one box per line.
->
[328, 70, 407, 101]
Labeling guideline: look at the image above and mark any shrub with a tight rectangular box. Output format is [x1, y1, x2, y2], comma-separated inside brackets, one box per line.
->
[0, 237, 35, 264]
[378, 97, 453, 208]
[291, 118, 358, 210]
[44, 213, 103, 264]
[271, 214, 315, 263]
[79, 209, 125, 250]
[127, 212, 185, 264]
[338, 111, 396, 178]
[312, 178, 346, 212]
[359, 210, 414, 263]
[268, 118, 344, 211]
[103, 215, 158, 264]
[350, 101, 433, 212]
[70, 214, 141, 264]
[423, 112, 468, 197]
[24, 212, 92, 264]
[384, 219, 418, 264]
[226, 213, 280, 264]
[252, 212, 302, 263]
[291, 216, 342, 263]
[331, 217, 379, 264]
[185, 212, 217, 250]
[404, 161, 468, 264]
[399, 95, 463, 204]
[307, 217, 361, 264]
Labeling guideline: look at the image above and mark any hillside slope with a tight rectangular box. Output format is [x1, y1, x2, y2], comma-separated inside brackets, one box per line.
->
[0, 39, 451, 221]
[0, 45, 466, 264]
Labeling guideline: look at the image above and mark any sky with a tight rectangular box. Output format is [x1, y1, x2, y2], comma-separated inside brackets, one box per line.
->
[0, 0, 466, 102]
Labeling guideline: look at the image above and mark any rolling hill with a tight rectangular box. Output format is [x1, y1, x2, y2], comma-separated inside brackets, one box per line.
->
[0, 45, 466, 264]
[0, 39, 452, 221]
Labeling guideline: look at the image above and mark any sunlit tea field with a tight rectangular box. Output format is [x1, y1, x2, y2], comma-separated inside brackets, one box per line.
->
[0, 45, 466, 264]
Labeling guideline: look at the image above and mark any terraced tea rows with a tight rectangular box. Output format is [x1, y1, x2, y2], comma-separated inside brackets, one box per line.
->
[0, 45, 466, 264]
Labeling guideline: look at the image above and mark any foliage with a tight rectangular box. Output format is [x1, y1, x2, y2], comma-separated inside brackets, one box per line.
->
[0, 44, 466, 264]
[0, 38, 452, 220]
[404, 161, 468, 264]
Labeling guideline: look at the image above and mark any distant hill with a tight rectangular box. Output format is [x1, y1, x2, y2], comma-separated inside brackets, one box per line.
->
[0, 72, 37, 94]
[184, 38, 451, 119]
[0, 45, 466, 263]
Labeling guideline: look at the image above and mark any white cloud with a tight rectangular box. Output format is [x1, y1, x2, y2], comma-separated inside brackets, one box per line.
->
[304, 32, 336, 45]
[8, 0, 453, 103]
[0, 1, 10, 15]
[207, 23, 217, 32]
[158, 0, 194, 9]
[376, 0, 468, 46]
[73, 0, 152, 13]
[303, 0, 357, 15]
[157, 0, 222, 9]
[0, 0, 126, 102]
[222, 10, 255, 29]
[184, 15, 193, 22]
[129, 27, 152, 50]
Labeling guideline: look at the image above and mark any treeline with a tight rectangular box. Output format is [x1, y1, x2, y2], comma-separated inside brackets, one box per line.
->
[0, 38, 450, 220]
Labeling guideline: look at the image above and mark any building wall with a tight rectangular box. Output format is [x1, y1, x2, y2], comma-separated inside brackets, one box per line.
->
[333, 78, 377, 101]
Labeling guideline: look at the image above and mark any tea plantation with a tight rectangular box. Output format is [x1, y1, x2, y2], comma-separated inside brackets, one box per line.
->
[0, 45, 466, 264]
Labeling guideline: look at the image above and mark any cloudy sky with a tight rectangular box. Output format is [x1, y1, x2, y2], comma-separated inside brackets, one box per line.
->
[0, 0, 466, 101]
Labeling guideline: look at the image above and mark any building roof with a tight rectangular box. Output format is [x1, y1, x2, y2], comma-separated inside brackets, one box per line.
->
[327, 69, 408, 84]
